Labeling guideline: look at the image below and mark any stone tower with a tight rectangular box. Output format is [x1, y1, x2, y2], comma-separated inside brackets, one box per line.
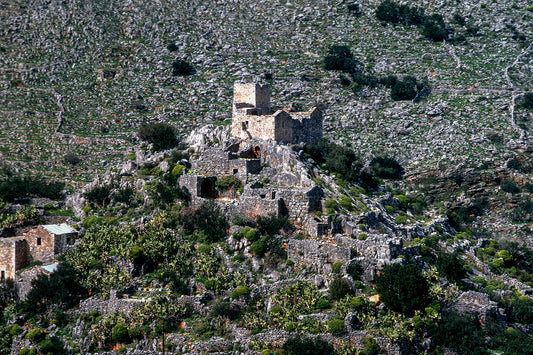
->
[231, 82, 323, 144]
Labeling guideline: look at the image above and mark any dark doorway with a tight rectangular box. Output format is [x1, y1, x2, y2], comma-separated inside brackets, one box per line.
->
[200, 178, 217, 198]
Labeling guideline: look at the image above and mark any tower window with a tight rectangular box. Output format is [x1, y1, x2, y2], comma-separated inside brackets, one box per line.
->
[37, 238, 41, 246]
[242, 121, 249, 130]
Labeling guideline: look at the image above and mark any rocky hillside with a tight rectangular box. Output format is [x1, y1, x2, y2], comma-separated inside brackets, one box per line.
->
[1, 0, 531, 181]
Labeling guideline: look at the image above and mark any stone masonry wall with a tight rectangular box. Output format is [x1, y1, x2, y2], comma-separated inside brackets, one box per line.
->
[0, 237, 27, 280]
[287, 239, 352, 274]
[24, 227, 55, 264]
[233, 83, 271, 109]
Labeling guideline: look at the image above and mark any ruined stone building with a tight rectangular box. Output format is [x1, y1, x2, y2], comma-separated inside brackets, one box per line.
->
[0, 224, 77, 280]
[231, 83, 323, 144]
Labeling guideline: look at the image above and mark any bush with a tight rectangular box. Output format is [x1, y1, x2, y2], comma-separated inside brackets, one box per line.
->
[507, 158, 524, 172]
[391, 76, 419, 101]
[210, 300, 240, 320]
[519, 92, 533, 110]
[113, 187, 134, 205]
[167, 43, 178, 52]
[256, 214, 288, 236]
[370, 156, 404, 179]
[112, 323, 130, 343]
[361, 337, 379, 355]
[230, 286, 251, 299]
[25, 329, 45, 344]
[180, 201, 228, 243]
[323, 45, 361, 73]
[138, 123, 178, 152]
[215, 176, 242, 192]
[436, 252, 467, 284]
[375, 263, 429, 315]
[327, 318, 346, 333]
[500, 180, 520, 194]
[172, 59, 194, 76]
[282, 335, 334, 355]
[332, 262, 343, 274]
[39, 337, 65, 355]
[376, 0, 425, 25]
[0, 174, 65, 202]
[431, 312, 486, 354]
[84, 184, 113, 206]
[7, 324, 22, 337]
[329, 277, 352, 300]
[171, 164, 185, 178]
[63, 153, 81, 165]
[346, 261, 363, 280]
[421, 14, 448, 41]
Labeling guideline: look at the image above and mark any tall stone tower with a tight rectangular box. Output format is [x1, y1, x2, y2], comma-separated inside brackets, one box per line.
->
[231, 82, 323, 144]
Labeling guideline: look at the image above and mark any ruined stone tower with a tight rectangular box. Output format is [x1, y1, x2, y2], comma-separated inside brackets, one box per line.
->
[231, 82, 323, 144]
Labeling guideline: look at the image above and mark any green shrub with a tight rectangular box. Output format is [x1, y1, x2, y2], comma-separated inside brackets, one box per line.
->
[431, 312, 485, 354]
[323, 45, 361, 73]
[167, 43, 178, 52]
[385, 205, 395, 214]
[282, 335, 334, 355]
[113, 187, 134, 205]
[0, 174, 65, 202]
[394, 215, 408, 224]
[84, 184, 114, 206]
[507, 158, 525, 172]
[329, 277, 352, 300]
[520, 92, 533, 109]
[436, 252, 467, 284]
[324, 199, 338, 214]
[210, 300, 239, 320]
[18, 348, 32, 355]
[361, 337, 379, 355]
[25, 329, 45, 344]
[250, 239, 267, 257]
[370, 156, 404, 179]
[215, 176, 242, 192]
[332, 262, 343, 274]
[346, 261, 363, 280]
[327, 318, 346, 333]
[138, 123, 178, 152]
[316, 298, 332, 310]
[180, 201, 228, 243]
[390, 76, 421, 101]
[421, 14, 448, 41]
[375, 263, 429, 315]
[7, 324, 22, 337]
[39, 337, 65, 355]
[112, 323, 130, 343]
[256, 214, 288, 236]
[230, 286, 251, 299]
[358, 232, 368, 240]
[500, 180, 520, 194]
[172, 59, 195, 76]
[171, 164, 185, 178]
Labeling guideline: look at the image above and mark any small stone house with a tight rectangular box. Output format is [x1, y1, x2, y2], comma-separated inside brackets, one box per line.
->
[0, 224, 77, 280]
[231, 83, 323, 144]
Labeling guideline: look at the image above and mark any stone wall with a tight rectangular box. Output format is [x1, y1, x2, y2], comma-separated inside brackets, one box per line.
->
[287, 239, 352, 274]
[233, 83, 270, 109]
[24, 227, 55, 264]
[191, 148, 261, 183]
[230, 82, 323, 144]
[0, 237, 28, 280]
